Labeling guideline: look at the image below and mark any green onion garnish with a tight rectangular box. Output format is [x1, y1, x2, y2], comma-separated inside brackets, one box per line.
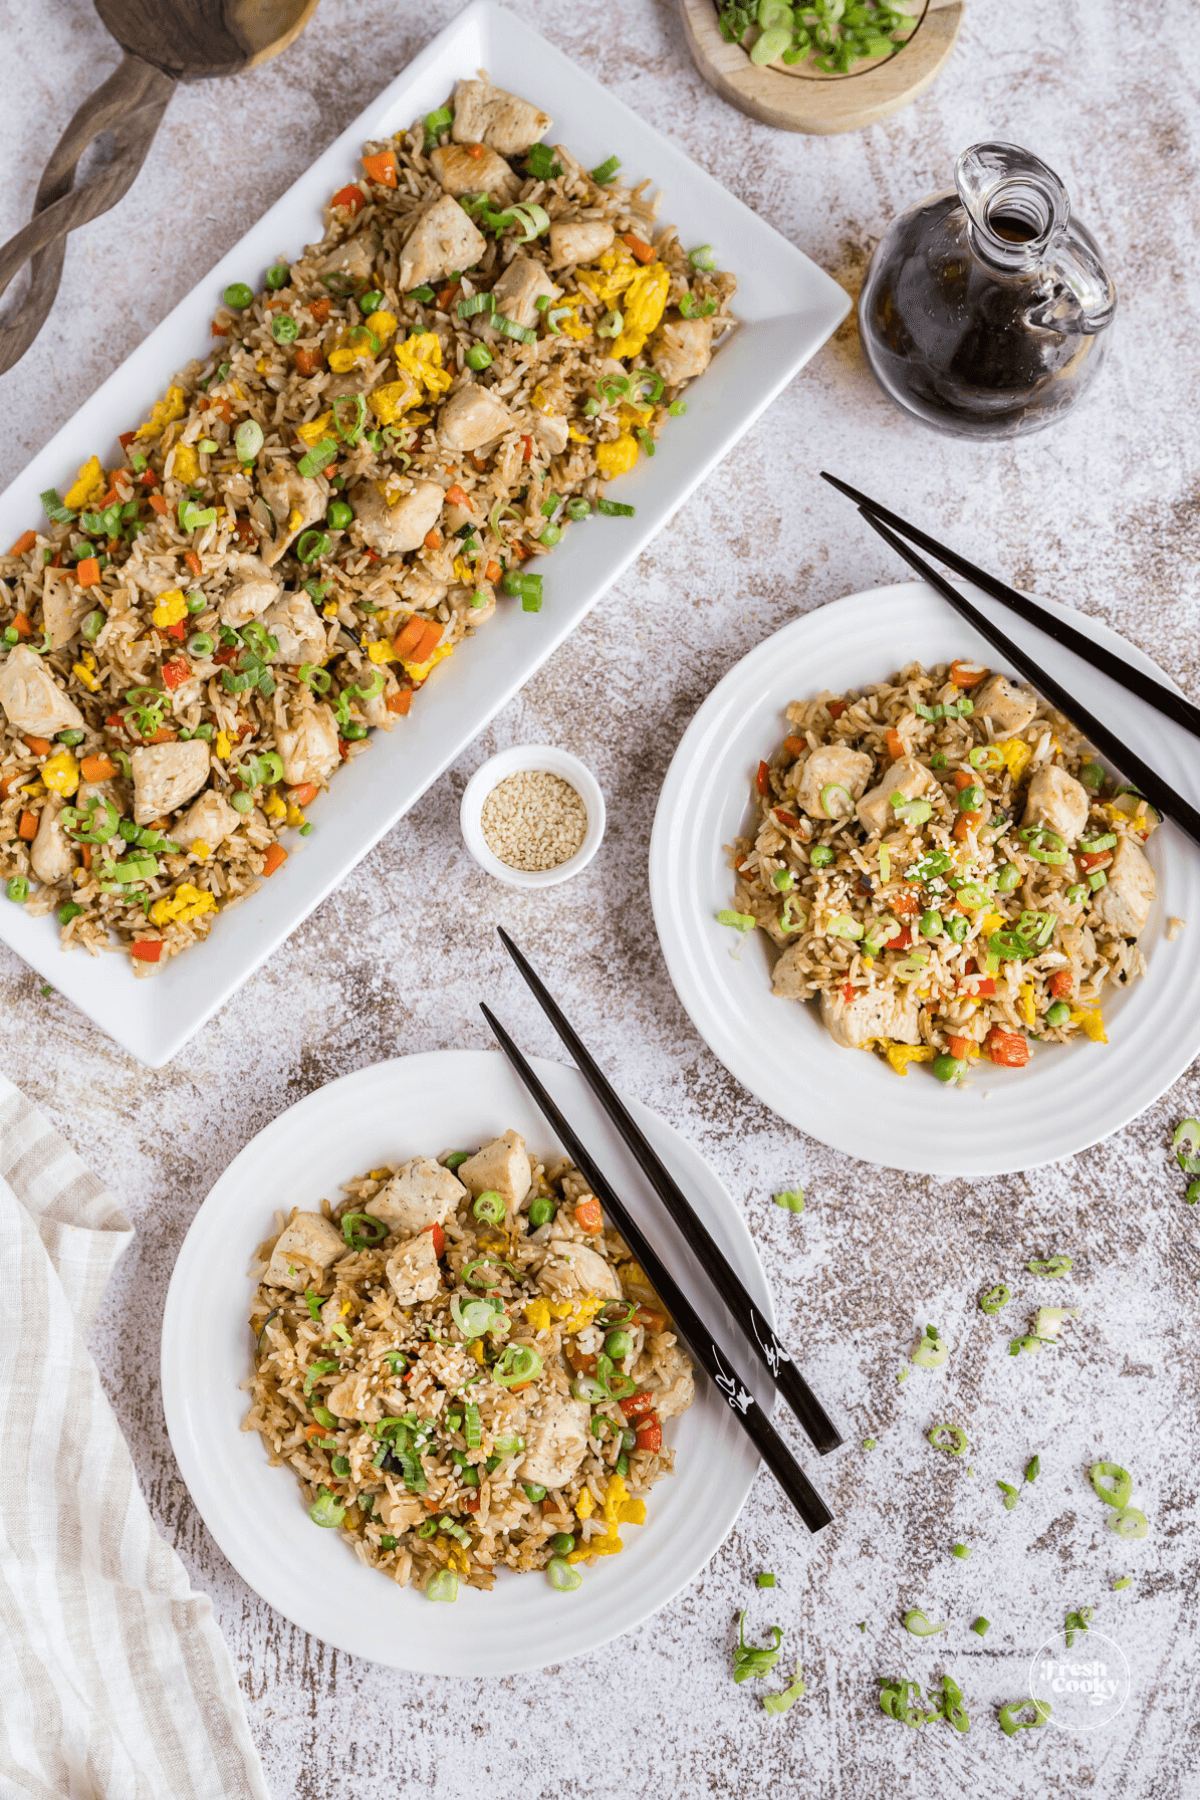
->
[979, 1282, 1010, 1314]
[733, 1611, 783, 1682]
[596, 497, 635, 517]
[297, 439, 338, 478]
[235, 420, 264, 462]
[472, 1190, 505, 1224]
[1027, 1255, 1072, 1277]
[951, 1544, 971, 1559]
[1113, 1576, 1131, 1590]
[717, 909, 755, 933]
[971, 1616, 990, 1636]
[308, 1487, 346, 1528]
[999, 1699, 1051, 1736]
[426, 1569, 458, 1602]
[997, 1480, 1020, 1511]
[927, 1423, 968, 1456]
[902, 1608, 948, 1637]
[423, 105, 453, 144]
[179, 501, 217, 532]
[457, 292, 495, 319]
[773, 1188, 804, 1212]
[526, 143, 562, 180]
[590, 154, 621, 184]
[547, 1556, 581, 1591]
[757, 1572, 776, 1588]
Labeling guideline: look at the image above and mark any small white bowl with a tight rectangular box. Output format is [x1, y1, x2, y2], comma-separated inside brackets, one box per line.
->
[460, 745, 606, 889]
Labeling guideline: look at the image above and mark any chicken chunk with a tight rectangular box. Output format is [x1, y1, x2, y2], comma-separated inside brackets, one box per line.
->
[365, 1156, 467, 1237]
[129, 740, 210, 826]
[818, 985, 922, 1049]
[1089, 834, 1156, 938]
[651, 317, 714, 386]
[264, 590, 327, 666]
[518, 1394, 590, 1490]
[1022, 764, 1090, 843]
[536, 1238, 622, 1301]
[386, 1231, 442, 1305]
[856, 755, 937, 836]
[353, 480, 444, 555]
[488, 256, 561, 329]
[276, 704, 340, 788]
[320, 232, 376, 284]
[258, 464, 326, 568]
[172, 788, 241, 853]
[378, 1493, 426, 1533]
[30, 797, 74, 885]
[975, 672, 1038, 736]
[266, 1210, 346, 1291]
[218, 555, 282, 628]
[41, 567, 93, 649]
[548, 218, 615, 268]
[0, 646, 85, 738]
[795, 744, 874, 821]
[533, 412, 569, 456]
[429, 142, 518, 202]
[324, 1368, 380, 1423]
[646, 1341, 694, 1421]
[771, 941, 814, 1003]
[399, 194, 487, 292]
[437, 382, 514, 452]
[457, 1130, 531, 1209]
[451, 78, 551, 157]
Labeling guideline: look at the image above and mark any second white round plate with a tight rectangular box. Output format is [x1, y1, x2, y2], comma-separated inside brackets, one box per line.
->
[649, 581, 1200, 1175]
[161, 1050, 774, 1674]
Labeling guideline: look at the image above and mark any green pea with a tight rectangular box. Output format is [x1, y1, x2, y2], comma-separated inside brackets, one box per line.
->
[185, 592, 207, 613]
[522, 1482, 547, 1503]
[528, 1195, 556, 1228]
[465, 345, 493, 371]
[551, 1533, 575, 1555]
[58, 901, 83, 924]
[565, 498, 592, 520]
[359, 289, 384, 313]
[810, 846, 835, 868]
[230, 791, 254, 814]
[6, 877, 29, 903]
[342, 723, 368, 741]
[1046, 1001, 1071, 1026]
[271, 315, 299, 343]
[56, 729, 85, 746]
[996, 863, 1021, 892]
[193, 722, 214, 741]
[605, 1329, 633, 1360]
[933, 1054, 965, 1084]
[947, 916, 969, 943]
[957, 785, 983, 812]
[326, 500, 354, 530]
[223, 282, 254, 310]
[919, 909, 943, 938]
[460, 1466, 479, 1488]
[265, 264, 290, 290]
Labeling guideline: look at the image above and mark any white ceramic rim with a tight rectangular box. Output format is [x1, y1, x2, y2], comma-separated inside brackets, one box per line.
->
[460, 746, 607, 888]
[160, 1049, 775, 1673]
[649, 579, 1200, 1176]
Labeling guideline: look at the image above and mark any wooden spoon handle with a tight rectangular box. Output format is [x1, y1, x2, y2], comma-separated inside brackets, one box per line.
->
[0, 53, 177, 377]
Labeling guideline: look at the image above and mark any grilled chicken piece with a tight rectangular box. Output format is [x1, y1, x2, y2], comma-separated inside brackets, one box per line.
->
[266, 1210, 346, 1291]
[1089, 834, 1156, 938]
[795, 744, 874, 821]
[353, 479, 444, 554]
[365, 1156, 467, 1236]
[451, 78, 551, 156]
[0, 646, 85, 737]
[276, 704, 340, 787]
[548, 218, 614, 268]
[399, 194, 487, 292]
[536, 1239, 622, 1301]
[264, 591, 328, 666]
[457, 1130, 532, 1209]
[430, 142, 518, 202]
[651, 317, 713, 385]
[1022, 764, 1090, 843]
[41, 568, 93, 649]
[975, 672, 1038, 736]
[489, 256, 560, 328]
[518, 1394, 590, 1489]
[30, 797, 75, 884]
[129, 740, 210, 826]
[437, 383, 514, 452]
[172, 788, 241, 852]
[817, 986, 922, 1049]
[856, 755, 937, 835]
[319, 232, 376, 284]
[258, 464, 326, 567]
[218, 555, 282, 627]
[386, 1231, 442, 1304]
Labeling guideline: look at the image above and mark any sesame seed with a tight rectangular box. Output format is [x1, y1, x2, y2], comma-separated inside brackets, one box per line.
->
[480, 769, 587, 871]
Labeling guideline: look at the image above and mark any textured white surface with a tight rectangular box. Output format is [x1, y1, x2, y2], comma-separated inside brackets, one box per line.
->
[2, 1, 1199, 1795]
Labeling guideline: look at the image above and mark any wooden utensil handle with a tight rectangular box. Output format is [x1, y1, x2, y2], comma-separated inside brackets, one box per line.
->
[0, 53, 176, 377]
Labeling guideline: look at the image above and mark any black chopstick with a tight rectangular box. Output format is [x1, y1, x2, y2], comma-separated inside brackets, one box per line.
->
[821, 470, 1200, 741]
[480, 1005, 835, 1535]
[497, 926, 843, 1456]
[852, 508, 1200, 856]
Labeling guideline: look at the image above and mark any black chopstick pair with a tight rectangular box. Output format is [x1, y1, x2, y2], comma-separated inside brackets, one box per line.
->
[483, 928, 840, 1536]
[820, 471, 1200, 854]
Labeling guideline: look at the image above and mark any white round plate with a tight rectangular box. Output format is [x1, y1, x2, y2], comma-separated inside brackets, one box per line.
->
[161, 1050, 774, 1673]
[649, 581, 1200, 1175]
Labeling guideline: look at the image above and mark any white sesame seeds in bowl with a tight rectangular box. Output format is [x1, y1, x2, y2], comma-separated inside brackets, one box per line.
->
[460, 746, 606, 889]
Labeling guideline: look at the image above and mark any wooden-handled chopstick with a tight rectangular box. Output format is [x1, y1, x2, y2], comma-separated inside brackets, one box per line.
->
[497, 926, 843, 1456]
[850, 508, 1200, 857]
[480, 1005, 835, 1535]
[820, 470, 1200, 742]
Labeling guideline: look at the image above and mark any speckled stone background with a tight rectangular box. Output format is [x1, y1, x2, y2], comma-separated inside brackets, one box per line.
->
[3, 1, 1200, 1794]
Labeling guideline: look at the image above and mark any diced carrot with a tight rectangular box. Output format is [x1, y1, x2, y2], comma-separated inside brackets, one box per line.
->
[635, 1413, 662, 1453]
[1049, 970, 1073, 999]
[261, 843, 288, 877]
[361, 148, 397, 187]
[185, 550, 202, 578]
[308, 297, 331, 324]
[985, 1026, 1030, 1067]
[80, 754, 118, 782]
[620, 1391, 656, 1421]
[953, 769, 974, 791]
[841, 980, 856, 1002]
[392, 617, 427, 660]
[303, 1423, 333, 1447]
[130, 939, 164, 963]
[567, 1345, 598, 1376]
[288, 782, 319, 807]
[622, 232, 655, 263]
[211, 322, 229, 337]
[828, 700, 846, 720]
[7, 530, 37, 558]
[520, 434, 532, 463]
[485, 560, 501, 583]
[574, 1196, 603, 1233]
[1077, 849, 1112, 872]
[886, 728, 905, 760]
[414, 621, 443, 662]
[97, 483, 122, 508]
[634, 1306, 668, 1333]
[293, 347, 322, 377]
[81, 844, 92, 871]
[783, 735, 806, 758]
[161, 657, 191, 690]
[423, 528, 442, 551]
[445, 483, 472, 511]
[148, 495, 169, 516]
[118, 431, 136, 452]
[509, 540, 530, 561]
[953, 813, 980, 841]
[11, 612, 33, 639]
[436, 283, 459, 312]
[22, 735, 52, 757]
[385, 688, 413, 715]
[467, 142, 485, 160]
[890, 888, 921, 918]
[756, 759, 770, 796]
[947, 1034, 970, 1059]
[471, 451, 489, 472]
[331, 183, 365, 215]
[207, 397, 234, 424]
[17, 810, 38, 841]
[950, 660, 988, 688]
[76, 557, 100, 588]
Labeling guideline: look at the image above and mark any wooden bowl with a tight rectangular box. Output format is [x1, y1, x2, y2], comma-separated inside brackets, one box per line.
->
[676, 0, 964, 135]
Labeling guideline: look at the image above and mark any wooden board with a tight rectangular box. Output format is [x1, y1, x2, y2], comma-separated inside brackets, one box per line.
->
[676, 0, 963, 135]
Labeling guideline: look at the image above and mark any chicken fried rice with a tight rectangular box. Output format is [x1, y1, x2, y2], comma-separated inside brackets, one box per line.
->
[0, 75, 736, 973]
[244, 1129, 695, 1598]
[729, 659, 1159, 1082]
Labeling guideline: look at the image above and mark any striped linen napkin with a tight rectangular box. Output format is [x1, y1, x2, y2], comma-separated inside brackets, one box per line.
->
[0, 1075, 269, 1800]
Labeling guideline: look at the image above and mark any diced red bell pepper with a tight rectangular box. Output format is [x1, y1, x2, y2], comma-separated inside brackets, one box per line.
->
[620, 1390, 656, 1421]
[331, 183, 365, 215]
[890, 888, 921, 919]
[424, 1222, 445, 1257]
[162, 657, 191, 690]
[841, 980, 856, 1002]
[1049, 970, 1073, 998]
[520, 434, 532, 463]
[772, 808, 801, 830]
[889, 927, 913, 952]
[130, 939, 164, 963]
[828, 700, 846, 720]
[985, 1026, 1030, 1067]
[214, 645, 239, 666]
[635, 1413, 663, 1453]
[756, 759, 770, 797]
[1077, 849, 1112, 872]
[460, 1492, 480, 1513]
[118, 431, 137, 453]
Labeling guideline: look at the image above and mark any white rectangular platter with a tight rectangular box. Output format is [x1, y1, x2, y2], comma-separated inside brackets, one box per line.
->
[0, 0, 849, 1065]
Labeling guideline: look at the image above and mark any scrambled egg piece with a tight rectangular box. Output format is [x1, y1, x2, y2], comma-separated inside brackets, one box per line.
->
[150, 884, 218, 927]
[577, 244, 640, 306]
[297, 411, 334, 447]
[596, 433, 639, 479]
[366, 639, 396, 664]
[883, 1043, 936, 1076]
[552, 295, 592, 341]
[369, 333, 453, 421]
[1070, 1008, 1107, 1042]
[602, 1473, 645, 1529]
[1019, 982, 1036, 1027]
[566, 1475, 646, 1563]
[42, 749, 80, 796]
[190, 839, 211, 859]
[364, 309, 398, 345]
[575, 1488, 595, 1520]
[215, 730, 232, 759]
[64, 457, 105, 511]
[172, 444, 200, 485]
[72, 659, 100, 692]
[151, 588, 188, 628]
[262, 791, 287, 821]
[522, 1298, 552, 1332]
[612, 264, 670, 359]
[400, 641, 454, 684]
[546, 1293, 604, 1333]
[996, 737, 1032, 783]
[136, 385, 187, 441]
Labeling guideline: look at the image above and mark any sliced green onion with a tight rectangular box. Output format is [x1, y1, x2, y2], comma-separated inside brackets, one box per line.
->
[457, 292, 496, 319]
[41, 488, 76, 525]
[1090, 1462, 1132, 1509]
[820, 782, 853, 819]
[548, 1556, 581, 1591]
[1113, 1576, 1131, 1591]
[827, 914, 863, 941]
[689, 244, 717, 271]
[597, 309, 623, 339]
[590, 155, 621, 184]
[427, 1569, 458, 1602]
[773, 1188, 804, 1213]
[494, 1344, 543, 1387]
[999, 1699, 1051, 1736]
[235, 420, 263, 462]
[296, 529, 332, 562]
[526, 143, 562, 181]
[179, 501, 217, 531]
[309, 1487, 346, 1528]
[997, 1480, 1020, 1511]
[1027, 1255, 1072, 1277]
[927, 1422, 967, 1456]
[494, 313, 537, 345]
[596, 497, 635, 517]
[972, 1616, 990, 1637]
[951, 1544, 971, 1560]
[297, 439, 338, 479]
[979, 1283, 1010, 1314]
[911, 1324, 947, 1369]
[1025, 1454, 1040, 1482]
[473, 1190, 505, 1224]
[902, 1608, 947, 1637]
